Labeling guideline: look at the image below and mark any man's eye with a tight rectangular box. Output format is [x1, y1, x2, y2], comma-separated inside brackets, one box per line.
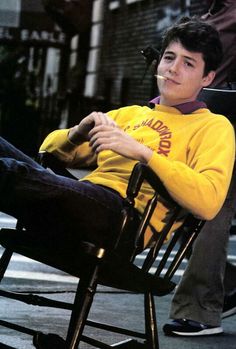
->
[185, 61, 194, 67]
[164, 55, 173, 61]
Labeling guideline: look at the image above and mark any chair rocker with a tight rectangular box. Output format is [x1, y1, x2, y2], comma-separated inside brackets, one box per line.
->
[0, 152, 205, 349]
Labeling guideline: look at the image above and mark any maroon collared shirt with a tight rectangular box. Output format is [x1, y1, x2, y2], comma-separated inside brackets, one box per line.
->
[149, 96, 207, 114]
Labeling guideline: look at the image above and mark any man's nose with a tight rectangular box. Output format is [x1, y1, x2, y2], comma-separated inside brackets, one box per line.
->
[169, 59, 181, 74]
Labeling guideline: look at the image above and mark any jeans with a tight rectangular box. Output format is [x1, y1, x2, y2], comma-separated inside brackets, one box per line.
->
[170, 163, 236, 326]
[0, 136, 137, 250]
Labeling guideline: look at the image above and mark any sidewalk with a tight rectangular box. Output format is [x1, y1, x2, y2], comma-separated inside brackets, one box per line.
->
[0, 212, 236, 348]
[0, 281, 236, 349]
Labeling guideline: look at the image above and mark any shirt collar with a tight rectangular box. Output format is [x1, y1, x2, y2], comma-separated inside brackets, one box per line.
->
[149, 96, 207, 114]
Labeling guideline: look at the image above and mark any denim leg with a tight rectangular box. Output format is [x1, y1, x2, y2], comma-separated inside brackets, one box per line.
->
[0, 137, 131, 249]
[169, 164, 236, 327]
[0, 136, 41, 169]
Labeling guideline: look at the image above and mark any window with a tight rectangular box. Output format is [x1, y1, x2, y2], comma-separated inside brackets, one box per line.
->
[126, 0, 143, 4]
[109, 0, 120, 11]
[69, 35, 79, 68]
[84, 73, 97, 97]
[0, 0, 21, 27]
[87, 48, 100, 73]
[84, 0, 104, 98]
[180, 0, 191, 12]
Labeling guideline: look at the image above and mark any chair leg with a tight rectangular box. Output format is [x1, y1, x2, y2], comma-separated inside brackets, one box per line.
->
[144, 292, 159, 349]
[65, 262, 100, 349]
[0, 248, 13, 282]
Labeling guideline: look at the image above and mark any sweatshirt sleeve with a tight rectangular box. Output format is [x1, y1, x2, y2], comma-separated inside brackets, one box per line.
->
[39, 129, 97, 168]
[147, 118, 235, 220]
[39, 106, 141, 167]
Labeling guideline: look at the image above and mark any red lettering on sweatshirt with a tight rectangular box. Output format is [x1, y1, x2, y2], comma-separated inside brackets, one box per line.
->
[130, 118, 172, 157]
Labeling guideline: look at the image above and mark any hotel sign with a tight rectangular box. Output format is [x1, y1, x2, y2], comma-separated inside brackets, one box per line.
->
[0, 27, 66, 46]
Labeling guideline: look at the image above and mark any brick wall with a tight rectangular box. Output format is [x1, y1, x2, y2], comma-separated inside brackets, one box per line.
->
[95, 0, 209, 109]
[189, 0, 208, 16]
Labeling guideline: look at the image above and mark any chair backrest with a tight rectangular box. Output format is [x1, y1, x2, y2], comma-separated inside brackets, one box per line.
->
[122, 162, 205, 283]
[198, 88, 236, 124]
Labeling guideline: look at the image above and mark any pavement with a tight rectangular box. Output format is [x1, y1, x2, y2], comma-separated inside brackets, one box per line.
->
[0, 213, 236, 349]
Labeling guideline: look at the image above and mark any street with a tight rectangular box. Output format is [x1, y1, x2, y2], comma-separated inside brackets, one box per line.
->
[0, 212, 236, 349]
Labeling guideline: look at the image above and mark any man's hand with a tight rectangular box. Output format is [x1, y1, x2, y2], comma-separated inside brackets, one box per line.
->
[89, 125, 153, 163]
[68, 112, 117, 145]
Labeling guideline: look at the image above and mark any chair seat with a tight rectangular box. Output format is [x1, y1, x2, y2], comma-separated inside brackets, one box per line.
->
[0, 228, 175, 296]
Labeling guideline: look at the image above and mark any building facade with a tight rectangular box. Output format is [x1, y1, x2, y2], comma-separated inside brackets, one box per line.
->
[0, 0, 92, 152]
[78, 0, 208, 121]
[0, 0, 209, 145]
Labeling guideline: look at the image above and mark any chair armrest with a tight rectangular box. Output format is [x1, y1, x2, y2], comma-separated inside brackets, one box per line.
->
[117, 162, 179, 261]
[126, 162, 175, 205]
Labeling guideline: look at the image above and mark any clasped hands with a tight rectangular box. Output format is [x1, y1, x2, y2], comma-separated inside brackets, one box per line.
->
[69, 112, 152, 163]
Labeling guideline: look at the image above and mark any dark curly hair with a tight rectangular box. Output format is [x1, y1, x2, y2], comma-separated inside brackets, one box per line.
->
[160, 17, 223, 76]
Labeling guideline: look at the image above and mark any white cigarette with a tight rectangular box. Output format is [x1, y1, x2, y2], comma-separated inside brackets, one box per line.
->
[154, 74, 167, 80]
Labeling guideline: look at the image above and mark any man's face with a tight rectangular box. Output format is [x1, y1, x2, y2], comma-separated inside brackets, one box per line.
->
[157, 40, 215, 106]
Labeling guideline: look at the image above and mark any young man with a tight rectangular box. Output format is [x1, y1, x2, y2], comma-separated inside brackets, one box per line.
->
[0, 18, 234, 258]
[163, 0, 236, 337]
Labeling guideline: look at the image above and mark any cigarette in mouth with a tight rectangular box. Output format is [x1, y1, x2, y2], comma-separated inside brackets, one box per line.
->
[154, 74, 167, 80]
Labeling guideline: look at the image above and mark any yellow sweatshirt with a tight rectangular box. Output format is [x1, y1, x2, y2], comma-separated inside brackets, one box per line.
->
[40, 104, 235, 241]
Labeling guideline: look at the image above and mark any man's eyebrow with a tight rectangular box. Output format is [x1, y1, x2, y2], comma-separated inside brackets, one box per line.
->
[163, 50, 175, 55]
[183, 55, 197, 63]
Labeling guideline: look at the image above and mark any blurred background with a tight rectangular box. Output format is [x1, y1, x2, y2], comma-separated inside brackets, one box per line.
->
[0, 0, 207, 157]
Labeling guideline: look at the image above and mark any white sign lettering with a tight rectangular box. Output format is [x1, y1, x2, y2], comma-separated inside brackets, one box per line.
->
[0, 28, 13, 40]
[0, 27, 66, 45]
[20, 29, 66, 44]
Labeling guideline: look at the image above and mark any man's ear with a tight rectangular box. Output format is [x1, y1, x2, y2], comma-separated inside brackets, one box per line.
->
[202, 71, 216, 87]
